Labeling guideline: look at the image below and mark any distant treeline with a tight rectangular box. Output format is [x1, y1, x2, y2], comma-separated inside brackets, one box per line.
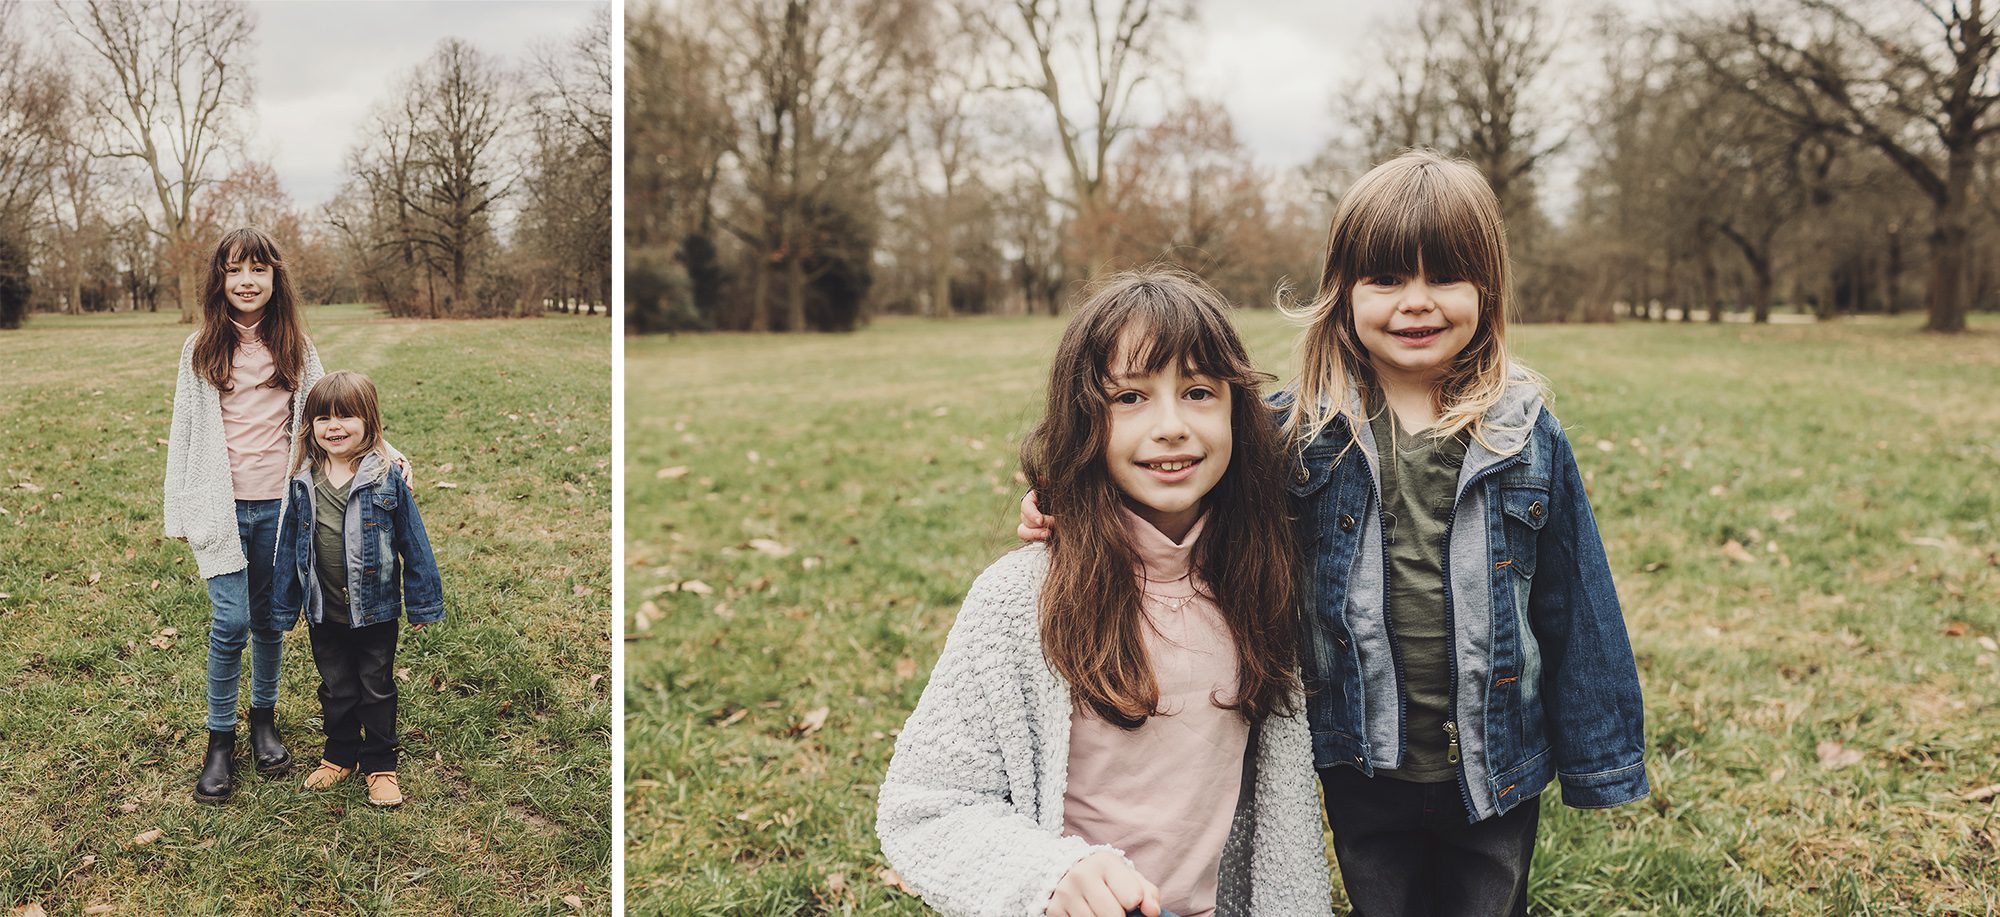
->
[0, 1, 610, 329]
[629, 0, 2000, 334]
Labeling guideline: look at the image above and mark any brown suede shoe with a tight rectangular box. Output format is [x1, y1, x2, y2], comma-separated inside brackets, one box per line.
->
[366, 771, 404, 807]
[303, 760, 355, 790]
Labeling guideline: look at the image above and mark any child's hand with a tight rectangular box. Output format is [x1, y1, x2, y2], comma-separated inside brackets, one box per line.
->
[1046, 851, 1159, 917]
[410, 622, 427, 632]
[1018, 490, 1053, 543]
[394, 456, 415, 489]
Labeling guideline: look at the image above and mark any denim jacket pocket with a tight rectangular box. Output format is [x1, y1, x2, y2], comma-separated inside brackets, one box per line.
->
[1499, 483, 1550, 579]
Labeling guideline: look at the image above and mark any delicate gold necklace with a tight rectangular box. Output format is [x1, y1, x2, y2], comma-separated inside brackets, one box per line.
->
[1144, 591, 1200, 615]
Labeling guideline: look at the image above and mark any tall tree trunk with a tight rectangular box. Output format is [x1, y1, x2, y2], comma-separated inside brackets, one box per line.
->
[1884, 225, 1903, 315]
[1927, 159, 1973, 332]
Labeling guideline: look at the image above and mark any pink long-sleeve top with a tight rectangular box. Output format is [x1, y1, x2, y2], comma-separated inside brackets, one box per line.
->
[219, 318, 294, 500]
[1061, 507, 1248, 917]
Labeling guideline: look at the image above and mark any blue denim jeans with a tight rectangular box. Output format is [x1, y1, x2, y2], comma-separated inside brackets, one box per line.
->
[204, 498, 285, 731]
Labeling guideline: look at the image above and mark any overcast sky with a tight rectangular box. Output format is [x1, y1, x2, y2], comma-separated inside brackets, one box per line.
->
[244, 0, 604, 207]
[1179, 0, 1671, 210]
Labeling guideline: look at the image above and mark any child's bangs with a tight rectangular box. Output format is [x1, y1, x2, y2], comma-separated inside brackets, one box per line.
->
[1342, 173, 1496, 289]
[219, 228, 282, 268]
[1095, 288, 1253, 388]
[305, 375, 376, 421]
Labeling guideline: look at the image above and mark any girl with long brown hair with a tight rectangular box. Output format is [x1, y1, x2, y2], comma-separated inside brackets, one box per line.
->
[878, 269, 1332, 917]
[165, 228, 318, 804]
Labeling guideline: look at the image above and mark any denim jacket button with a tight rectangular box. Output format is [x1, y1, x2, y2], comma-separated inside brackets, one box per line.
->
[1529, 501, 1544, 519]
[1295, 466, 1309, 484]
[1338, 513, 1356, 532]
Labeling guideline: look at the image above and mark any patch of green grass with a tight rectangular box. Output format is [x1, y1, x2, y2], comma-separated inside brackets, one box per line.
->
[626, 312, 2000, 915]
[0, 304, 612, 916]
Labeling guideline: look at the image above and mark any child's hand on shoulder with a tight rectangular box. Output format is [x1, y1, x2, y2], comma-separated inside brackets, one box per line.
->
[393, 455, 414, 488]
[1018, 490, 1053, 543]
[1047, 850, 1159, 917]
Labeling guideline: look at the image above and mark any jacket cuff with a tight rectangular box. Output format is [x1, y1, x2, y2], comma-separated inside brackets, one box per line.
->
[1557, 760, 1649, 809]
[406, 603, 445, 624]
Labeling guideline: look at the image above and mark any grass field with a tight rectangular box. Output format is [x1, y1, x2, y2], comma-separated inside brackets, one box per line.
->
[626, 311, 2000, 916]
[0, 305, 612, 916]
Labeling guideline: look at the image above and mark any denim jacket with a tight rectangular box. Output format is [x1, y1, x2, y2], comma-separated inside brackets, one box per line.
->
[272, 451, 444, 629]
[1278, 376, 1647, 823]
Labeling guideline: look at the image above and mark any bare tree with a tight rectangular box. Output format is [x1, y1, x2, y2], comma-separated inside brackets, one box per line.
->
[990, 0, 1190, 289]
[57, 0, 253, 322]
[1694, 0, 2000, 332]
[707, 0, 915, 332]
[341, 39, 515, 317]
[525, 7, 613, 314]
[407, 39, 514, 314]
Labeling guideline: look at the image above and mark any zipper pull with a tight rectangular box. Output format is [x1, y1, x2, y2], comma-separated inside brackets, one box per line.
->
[1444, 721, 1461, 764]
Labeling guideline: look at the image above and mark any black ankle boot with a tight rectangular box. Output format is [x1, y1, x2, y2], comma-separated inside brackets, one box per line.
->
[247, 706, 292, 777]
[194, 729, 235, 804]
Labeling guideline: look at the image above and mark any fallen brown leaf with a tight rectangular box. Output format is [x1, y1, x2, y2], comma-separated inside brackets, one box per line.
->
[679, 580, 714, 595]
[746, 538, 792, 557]
[878, 867, 918, 895]
[1962, 783, 2000, 802]
[657, 466, 690, 480]
[129, 828, 164, 847]
[11, 903, 48, 917]
[1816, 740, 1864, 769]
[895, 658, 917, 681]
[1943, 622, 1969, 637]
[562, 894, 583, 909]
[1721, 540, 1758, 564]
[793, 706, 830, 737]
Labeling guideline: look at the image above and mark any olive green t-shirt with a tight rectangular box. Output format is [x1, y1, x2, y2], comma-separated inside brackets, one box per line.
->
[1369, 401, 1467, 784]
[311, 467, 353, 626]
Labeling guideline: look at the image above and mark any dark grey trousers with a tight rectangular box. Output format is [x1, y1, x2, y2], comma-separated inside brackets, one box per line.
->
[308, 618, 401, 773]
[1319, 765, 1538, 917]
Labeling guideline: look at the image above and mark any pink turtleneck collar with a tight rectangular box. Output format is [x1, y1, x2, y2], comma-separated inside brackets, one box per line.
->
[1118, 503, 1208, 595]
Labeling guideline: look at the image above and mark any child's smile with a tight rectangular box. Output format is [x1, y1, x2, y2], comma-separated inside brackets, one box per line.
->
[225, 257, 273, 317]
[314, 414, 368, 463]
[1351, 264, 1480, 385]
[1103, 337, 1232, 542]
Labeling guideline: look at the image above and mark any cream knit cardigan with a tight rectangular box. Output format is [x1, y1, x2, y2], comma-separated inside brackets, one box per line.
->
[163, 332, 323, 580]
[877, 544, 1335, 917]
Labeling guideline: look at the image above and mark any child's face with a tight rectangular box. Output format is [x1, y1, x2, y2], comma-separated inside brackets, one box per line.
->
[1101, 335, 1232, 542]
[1350, 259, 1480, 386]
[313, 414, 368, 464]
[224, 255, 274, 319]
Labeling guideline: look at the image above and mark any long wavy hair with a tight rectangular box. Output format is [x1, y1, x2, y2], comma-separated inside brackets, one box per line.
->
[292, 371, 387, 475]
[192, 227, 308, 393]
[1280, 149, 1538, 453]
[1021, 269, 1299, 729]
